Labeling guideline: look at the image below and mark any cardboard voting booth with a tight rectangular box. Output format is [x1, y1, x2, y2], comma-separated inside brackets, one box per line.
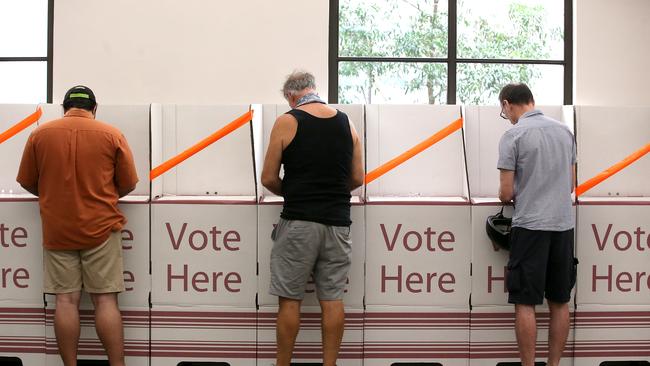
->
[364, 105, 470, 366]
[150, 104, 260, 366]
[574, 106, 650, 366]
[464, 106, 576, 366]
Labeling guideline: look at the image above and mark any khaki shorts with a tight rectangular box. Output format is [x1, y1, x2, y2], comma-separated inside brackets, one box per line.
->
[43, 231, 125, 294]
[270, 218, 352, 301]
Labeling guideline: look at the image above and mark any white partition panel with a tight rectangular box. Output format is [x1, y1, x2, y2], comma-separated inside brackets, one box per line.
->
[0, 104, 41, 195]
[151, 104, 257, 198]
[366, 105, 465, 198]
[0, 199, 43, 307]
[576, 106, 650, 197]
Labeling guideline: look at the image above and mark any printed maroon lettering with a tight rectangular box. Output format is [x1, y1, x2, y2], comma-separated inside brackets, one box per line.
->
[0, 224, 28, 248]
[592, 224, 612, 251]
[380, 223, 402, 251]
[121, 229, 134, 250]
[166, 222, 187, 250]
[1, 267, 29, 289]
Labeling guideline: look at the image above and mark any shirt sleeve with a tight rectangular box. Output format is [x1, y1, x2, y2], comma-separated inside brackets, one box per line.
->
[114, 134, 139, 191]
[497, 132, 517, 171]
[16, 134, 38, 189]
[571, 136, 577, 164]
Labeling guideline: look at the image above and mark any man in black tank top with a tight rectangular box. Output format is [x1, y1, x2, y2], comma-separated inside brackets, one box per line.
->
[262, 71, 364, 366]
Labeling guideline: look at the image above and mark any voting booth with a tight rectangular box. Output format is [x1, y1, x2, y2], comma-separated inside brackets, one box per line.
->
[574, 106, 650, 366]
[465, 105, 576, 366]
[364, 105, 470, 366]
[149, 104, 260, 366]
[37, 105, 151, 366]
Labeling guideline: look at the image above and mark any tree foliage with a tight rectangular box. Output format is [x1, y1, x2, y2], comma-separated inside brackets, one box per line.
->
[338, 0, 562, 104]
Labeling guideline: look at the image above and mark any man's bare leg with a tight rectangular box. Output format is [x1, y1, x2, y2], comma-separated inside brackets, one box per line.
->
[515, 304, 537, 366]
[90, 293, 125, 366]
[276, 297, 302, 366]
[54, 291, 82, 366]
[547, 301, 570, 366]
[320, 300, 345, 366]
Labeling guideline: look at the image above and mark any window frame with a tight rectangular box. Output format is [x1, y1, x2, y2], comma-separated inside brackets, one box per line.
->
[329, 0, 573, 105]
[0, 0, 54, 103]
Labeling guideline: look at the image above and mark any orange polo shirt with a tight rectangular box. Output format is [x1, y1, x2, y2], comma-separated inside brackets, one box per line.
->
[16, 109, 139, 250]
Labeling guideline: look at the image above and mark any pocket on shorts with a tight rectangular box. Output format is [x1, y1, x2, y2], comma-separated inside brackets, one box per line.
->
[506, 263, 522, 292]
[569, 257, 579, 290]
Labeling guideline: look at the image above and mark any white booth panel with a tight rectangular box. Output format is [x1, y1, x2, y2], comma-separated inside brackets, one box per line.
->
[576, 106, 650, 197]
[0, 104, 41, 195]
[366, 104, 465, 198]
[152, 104, 258, 198]
[576, 200, 650, 306]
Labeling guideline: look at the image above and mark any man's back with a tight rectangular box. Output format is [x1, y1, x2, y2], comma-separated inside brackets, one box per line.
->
[498, 110, 576, 231]
[17, 109, 138, 250]
[280, 103, 353, 226]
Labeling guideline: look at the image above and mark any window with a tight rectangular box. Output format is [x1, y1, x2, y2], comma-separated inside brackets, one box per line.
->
[330, 0, 572, 105]
[0, 0, 53, 103]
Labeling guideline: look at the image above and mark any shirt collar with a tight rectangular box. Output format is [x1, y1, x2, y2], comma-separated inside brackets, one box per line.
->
[64, 109, 95, 119]
[519, 109, 543, 121]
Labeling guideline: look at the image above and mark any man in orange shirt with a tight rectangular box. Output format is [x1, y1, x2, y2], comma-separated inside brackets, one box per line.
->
[17, 85, 138, 366]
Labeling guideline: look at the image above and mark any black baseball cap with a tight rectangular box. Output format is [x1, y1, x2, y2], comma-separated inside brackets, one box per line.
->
[63, 85, 96, 105]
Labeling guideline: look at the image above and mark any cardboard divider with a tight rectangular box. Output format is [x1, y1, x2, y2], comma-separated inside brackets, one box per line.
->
[257, 306, 363, 366]
[0, 107, 42, 144]
[469, 306, 575, 366]
[365, 105, 466, 199]
[150, 203, 257, 307]
[150, 110, 254, 181]
[365, 203, 471, 307]
[364, 305, 470, 366]
[0, 104, 42, 195]
[0, 306, 45, 366]
[574, 304, 650, 366]
[150, 104, 261, 200]
[150, 305, 256, 366]
[0, 199, 43, 307]
[575, 106, 650, 197]
[576, 199, 650, 306]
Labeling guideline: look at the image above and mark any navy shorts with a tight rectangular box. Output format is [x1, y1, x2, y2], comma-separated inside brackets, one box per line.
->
[507, 227, 577, 305]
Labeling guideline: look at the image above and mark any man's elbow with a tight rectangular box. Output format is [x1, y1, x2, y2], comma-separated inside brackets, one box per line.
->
[261, 175, 274, 190]
[350, 175, 364, 191]
[19, 184, 38, 196]
[118, 186, 136, 198]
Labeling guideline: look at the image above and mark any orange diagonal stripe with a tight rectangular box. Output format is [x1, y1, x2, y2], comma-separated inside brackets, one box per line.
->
[0, 107, 43, 144]
[576, 142, 650, 196]
[365, 117, 463, 185]
[150, 109, 254, 181]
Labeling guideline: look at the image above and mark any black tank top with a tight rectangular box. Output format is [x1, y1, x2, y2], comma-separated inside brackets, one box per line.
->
[280, 109, 353, 226]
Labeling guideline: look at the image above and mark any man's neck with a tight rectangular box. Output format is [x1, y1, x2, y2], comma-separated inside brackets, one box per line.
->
[64, 108, 95, 119]
[512, 103, 535, 123]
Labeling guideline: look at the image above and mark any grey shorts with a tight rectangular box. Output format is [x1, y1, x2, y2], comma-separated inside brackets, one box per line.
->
[270, 218, 352, 301]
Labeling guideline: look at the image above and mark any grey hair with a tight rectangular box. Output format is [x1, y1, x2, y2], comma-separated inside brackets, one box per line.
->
[282, 71, 316, 97]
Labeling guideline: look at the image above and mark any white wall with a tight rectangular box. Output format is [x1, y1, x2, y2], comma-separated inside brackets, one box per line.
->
[575, 0, 650, 105]
[53, 0, 329, 104]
